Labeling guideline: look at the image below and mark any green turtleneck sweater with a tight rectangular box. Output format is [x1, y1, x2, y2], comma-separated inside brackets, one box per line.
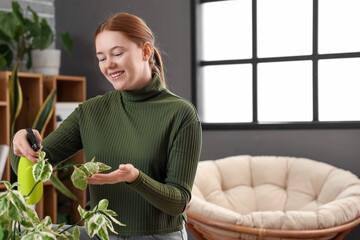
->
[10, 74, 202, 236]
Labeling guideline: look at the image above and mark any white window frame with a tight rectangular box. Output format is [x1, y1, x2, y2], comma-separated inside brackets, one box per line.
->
[191, 0, 360, 130]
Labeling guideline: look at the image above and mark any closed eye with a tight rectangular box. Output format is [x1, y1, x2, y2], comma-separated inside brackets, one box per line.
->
[114, 52, 124, 57]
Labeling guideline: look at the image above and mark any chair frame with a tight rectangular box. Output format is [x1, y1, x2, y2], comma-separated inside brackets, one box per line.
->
[185, 210, 360, 240]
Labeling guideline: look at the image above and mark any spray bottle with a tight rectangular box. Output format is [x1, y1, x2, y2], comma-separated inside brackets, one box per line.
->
[18, 128, 43, 204]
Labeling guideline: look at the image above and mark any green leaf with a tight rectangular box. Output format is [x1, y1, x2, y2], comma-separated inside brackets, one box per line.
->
[25, 205, 40, 224]
[20, 217, 34, 228]
[0, 181, 11, 190]
[97, 162, 112, 172]
[84, 161, 99, 176]
[39, 151, 46, 161]
[61, 31, 73, 55]
[32, 89, 56, 137]
[10, 191, 27, 212]
[103, 215, 117, 235]
[98, 199, 109, 211]
[33, 159, 45, 182]
[53, 222, 65, 232]
[87, 214, 105, 237]
[38, 216, 52, 228]
[0, 44, 13, 68]
[9, 63, 23, 139]
[77, 205, 85, 218]
[0, 197, 8, 216]
[71, 167, 88, 190]
[10, 182, 20, 189]
[98, 226, 109, 240]
[0, 226, 4, 240]
[49, 175, 77, 201]
[103, 209, 117, 217]
[104, 212, 126, 227]
[32, 19, 53, 50]
[40, 163, 53, 182]
[0, 11, 21, 39]
[8, 200, 22, 221]
[27, 6, 39, 23]
[12, 1, 25, 25]
[79, 165, 91, 177]
[22, 231, 56, 240]
[72, 226, 80, 240]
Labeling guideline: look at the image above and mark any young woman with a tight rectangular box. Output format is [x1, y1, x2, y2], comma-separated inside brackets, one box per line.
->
[11, 13, 202, 240]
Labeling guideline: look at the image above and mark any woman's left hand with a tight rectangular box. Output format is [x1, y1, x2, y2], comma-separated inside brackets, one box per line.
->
[87, 164, 140, 184]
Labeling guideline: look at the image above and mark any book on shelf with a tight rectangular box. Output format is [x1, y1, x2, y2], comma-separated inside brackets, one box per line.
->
[0, 144, 9, 180]
[56, 102, 81, 128]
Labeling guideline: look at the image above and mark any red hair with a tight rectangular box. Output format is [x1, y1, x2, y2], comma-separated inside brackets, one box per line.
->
[95, 13, 166, 87]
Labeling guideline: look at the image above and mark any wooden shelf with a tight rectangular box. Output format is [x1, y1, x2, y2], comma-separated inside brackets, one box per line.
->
[0, 71, 86, 225]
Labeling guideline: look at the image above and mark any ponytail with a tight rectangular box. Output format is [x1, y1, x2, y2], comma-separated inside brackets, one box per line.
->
[152, 48, 166, 88]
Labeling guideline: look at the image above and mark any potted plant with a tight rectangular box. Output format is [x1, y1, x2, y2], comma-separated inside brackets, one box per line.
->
[0, 1, 73, 74]
[0, 152, 125, 240]
[0, 0, 80, 228]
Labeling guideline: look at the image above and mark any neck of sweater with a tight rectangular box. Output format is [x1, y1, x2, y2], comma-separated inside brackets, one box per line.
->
[120, 74, 164, 102]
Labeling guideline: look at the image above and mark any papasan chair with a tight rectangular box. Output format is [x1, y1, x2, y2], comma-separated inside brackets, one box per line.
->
[186, 155, 360, 240]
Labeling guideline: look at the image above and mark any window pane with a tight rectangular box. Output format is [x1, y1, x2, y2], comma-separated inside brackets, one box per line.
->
[200, 64, 252, 123]
[258, 61, 313, 122]
[202, 0, 252, 61]
[257, 0, 313, 58]
[319, 0, 360, 54]
[319, 58, 360, 121]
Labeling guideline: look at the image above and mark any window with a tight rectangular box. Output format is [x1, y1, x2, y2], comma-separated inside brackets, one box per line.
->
[192, 0, 360, 129]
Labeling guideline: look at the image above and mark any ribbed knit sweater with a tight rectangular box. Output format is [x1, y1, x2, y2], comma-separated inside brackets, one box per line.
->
[10, 74, 202, 236]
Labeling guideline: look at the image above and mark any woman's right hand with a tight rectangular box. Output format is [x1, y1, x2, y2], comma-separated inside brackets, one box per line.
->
[12, 129, 42, 163]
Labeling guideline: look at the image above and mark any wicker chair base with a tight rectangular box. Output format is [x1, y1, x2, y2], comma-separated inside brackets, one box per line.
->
[185, 210, 360, 240]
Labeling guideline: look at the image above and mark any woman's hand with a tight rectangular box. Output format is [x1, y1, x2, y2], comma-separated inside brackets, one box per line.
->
[87, 164, 140, 185]
[12, 129, 42, 163]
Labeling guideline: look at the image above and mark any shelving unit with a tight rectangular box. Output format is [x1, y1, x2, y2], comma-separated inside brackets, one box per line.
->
[0, 71, 10, 189]
[0, 71, 86, 224]
[43, 75, 86, 224]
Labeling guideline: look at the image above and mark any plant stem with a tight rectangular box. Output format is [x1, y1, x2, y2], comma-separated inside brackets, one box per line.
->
[12, 221, 17, 240]
[25, 180, 42, 198]
[60, 211, 96, 234]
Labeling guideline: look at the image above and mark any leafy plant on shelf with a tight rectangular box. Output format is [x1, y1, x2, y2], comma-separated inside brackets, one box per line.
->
[0, 152, 125, 240]
[0, 1, 73, 70]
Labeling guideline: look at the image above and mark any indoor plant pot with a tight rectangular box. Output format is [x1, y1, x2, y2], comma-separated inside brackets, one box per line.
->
[31, 49, 61, 75]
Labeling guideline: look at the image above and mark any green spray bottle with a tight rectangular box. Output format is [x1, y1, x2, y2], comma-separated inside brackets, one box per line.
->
[18, 129, 43, 205]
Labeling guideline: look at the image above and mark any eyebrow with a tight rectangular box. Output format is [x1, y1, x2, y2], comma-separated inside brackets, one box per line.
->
[96, 46, 126, 55]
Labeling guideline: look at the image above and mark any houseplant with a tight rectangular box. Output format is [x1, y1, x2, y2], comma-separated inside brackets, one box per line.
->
[0, 152, 125, 240]
[1, 0, 78, 222]
[0, 1, 73, 71]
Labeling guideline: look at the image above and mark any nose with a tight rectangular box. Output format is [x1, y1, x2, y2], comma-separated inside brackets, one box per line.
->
[106, 58, 116, 69]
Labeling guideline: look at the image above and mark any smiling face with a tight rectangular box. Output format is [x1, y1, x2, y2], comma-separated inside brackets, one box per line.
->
[95, 30, 152, 91]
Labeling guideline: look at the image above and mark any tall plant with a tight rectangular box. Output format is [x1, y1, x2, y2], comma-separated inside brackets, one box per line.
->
[3, 1, 76, 200]
[9, 65, 76, 200]
[0, 1, 73, 70]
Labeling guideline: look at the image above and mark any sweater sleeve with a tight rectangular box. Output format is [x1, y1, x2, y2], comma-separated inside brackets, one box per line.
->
[10, 106, 83, 174]
[42, 105, 83, 167]
[129, 120, 202, 216]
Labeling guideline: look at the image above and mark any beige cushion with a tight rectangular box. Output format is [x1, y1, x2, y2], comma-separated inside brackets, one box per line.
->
[187, 155, 360, 231]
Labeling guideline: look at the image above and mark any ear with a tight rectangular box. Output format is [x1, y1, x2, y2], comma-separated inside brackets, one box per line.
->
[142, 42, 152, 61]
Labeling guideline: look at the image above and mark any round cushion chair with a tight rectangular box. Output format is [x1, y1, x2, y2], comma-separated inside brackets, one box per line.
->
[186, 155, 360, 240]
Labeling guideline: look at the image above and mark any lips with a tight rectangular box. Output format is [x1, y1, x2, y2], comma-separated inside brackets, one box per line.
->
[109, 71, 125, 79]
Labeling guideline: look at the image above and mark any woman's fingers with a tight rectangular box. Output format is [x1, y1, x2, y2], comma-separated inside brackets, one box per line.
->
[33, 129, 42, 145]
[12, 129, 41, 163]
[20, 142, 39, 163]
[87, 164, 139, 185]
